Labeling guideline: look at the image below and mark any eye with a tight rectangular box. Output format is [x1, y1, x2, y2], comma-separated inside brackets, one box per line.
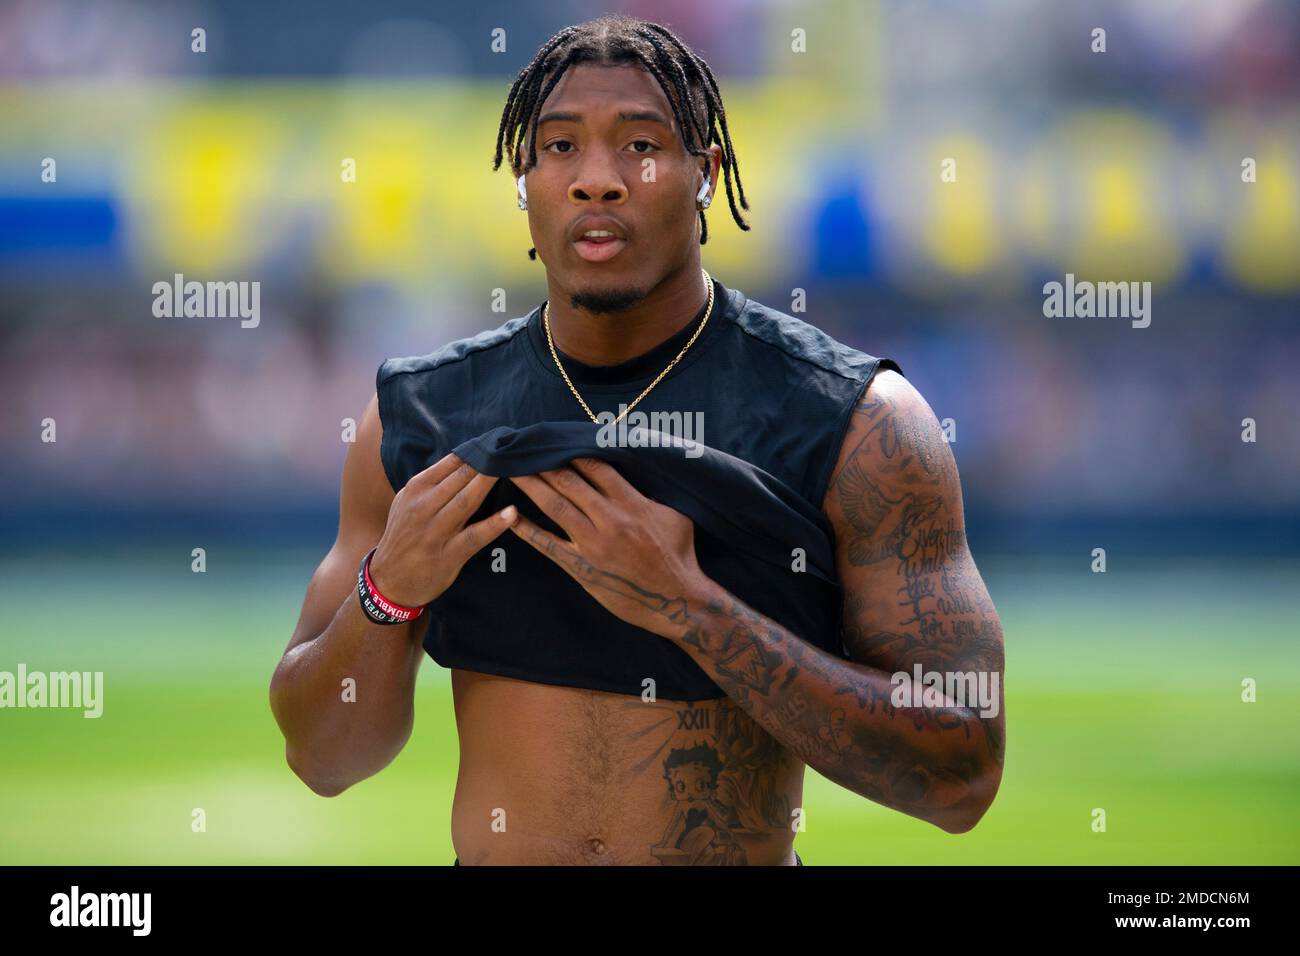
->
[544, 140, 575, 154]
[629, 139, 658, 153]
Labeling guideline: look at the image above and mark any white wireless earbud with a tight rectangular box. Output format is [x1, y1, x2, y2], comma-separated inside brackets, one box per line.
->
[517, 174, 528, 210]
[696, 176, 712, 207]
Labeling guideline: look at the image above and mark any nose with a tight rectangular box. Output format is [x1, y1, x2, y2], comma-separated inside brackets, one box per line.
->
[568, 146, 627, 205]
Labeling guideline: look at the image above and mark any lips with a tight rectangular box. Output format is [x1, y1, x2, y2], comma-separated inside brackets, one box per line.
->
[573, 235, 628, 262]
[569, 216, 629, 262]
[568, 215, 627, 241]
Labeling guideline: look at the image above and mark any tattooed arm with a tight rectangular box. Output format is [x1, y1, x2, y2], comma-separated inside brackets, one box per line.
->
[506, 370, 1004, 833]
[673, 370, 1005, 833]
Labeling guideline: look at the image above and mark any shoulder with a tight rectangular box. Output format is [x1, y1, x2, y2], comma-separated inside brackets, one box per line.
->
[377, 311, 534, 387]
[722, 290, 906, 507]
[373, 310, 535, 492]
[822, 368, 962, 517]
[728, 294, 888, 383]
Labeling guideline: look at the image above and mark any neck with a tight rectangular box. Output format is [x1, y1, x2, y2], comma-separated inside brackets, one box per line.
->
[544, 262, 708, 367]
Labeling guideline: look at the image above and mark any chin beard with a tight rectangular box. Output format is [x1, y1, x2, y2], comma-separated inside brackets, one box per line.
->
[569, 285, 647, 314]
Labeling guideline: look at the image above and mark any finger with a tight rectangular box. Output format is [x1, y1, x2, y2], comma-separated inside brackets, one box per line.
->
[509, 473, 596, 539]
[447, 504, 518, 563]
[410, 457, 480, 516]
[508, 514, 584, 576]
[435, 471, 500, 532]
[537, 464, 608, 522]
[408, 451, 464, 491]
[570, 457, 637, 500]
[426, 455, 488, 515]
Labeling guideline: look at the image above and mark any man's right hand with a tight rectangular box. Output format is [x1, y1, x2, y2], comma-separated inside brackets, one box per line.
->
[271, 396, 520, 797]
[367, 452, 519, 608]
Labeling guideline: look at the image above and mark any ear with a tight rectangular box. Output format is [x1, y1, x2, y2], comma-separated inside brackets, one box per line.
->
[701, 146, 722, 190]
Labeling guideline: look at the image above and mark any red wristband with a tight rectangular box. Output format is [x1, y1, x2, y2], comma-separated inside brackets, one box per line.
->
[358, 547, 425, 624]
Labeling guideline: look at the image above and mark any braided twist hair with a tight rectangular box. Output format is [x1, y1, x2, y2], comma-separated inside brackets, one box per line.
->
[492, 15, 750, 259]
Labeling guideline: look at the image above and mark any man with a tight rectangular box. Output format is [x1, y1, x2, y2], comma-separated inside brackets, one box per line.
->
[269, 14, 1005, 866]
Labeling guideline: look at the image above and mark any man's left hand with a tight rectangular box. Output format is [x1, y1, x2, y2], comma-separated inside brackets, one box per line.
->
[507, 457, 709, 639]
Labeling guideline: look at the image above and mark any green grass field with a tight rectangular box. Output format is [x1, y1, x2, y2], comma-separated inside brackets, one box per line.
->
[1, 548, 1297, 864]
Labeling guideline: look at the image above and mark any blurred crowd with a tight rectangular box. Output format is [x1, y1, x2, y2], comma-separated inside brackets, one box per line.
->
[1, 0, 1297, 549]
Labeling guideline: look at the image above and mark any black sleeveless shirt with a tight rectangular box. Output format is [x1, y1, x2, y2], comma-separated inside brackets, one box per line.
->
[376, 277, 901, 700]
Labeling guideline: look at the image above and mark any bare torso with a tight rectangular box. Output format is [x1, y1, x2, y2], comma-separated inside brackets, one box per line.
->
[449, 669, 804, 865]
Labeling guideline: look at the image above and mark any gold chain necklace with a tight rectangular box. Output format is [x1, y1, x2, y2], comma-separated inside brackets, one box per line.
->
[543, 268, 714, 424]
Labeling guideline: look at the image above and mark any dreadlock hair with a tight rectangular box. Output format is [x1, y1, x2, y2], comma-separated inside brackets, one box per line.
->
[492, 14, 751, 260]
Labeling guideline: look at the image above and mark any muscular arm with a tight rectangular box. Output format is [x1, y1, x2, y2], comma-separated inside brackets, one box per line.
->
[503, 368, 1005, 832]
[270, 389, 514, 797]
[671, 371, 1005, 833]
[268, 394, 423, 797]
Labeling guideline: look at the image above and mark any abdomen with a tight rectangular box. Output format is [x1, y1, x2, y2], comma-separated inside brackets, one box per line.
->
[449, 669, 804, 865]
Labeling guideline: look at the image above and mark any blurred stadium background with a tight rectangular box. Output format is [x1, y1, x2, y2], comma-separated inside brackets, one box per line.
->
[1, 0, 1297, 864]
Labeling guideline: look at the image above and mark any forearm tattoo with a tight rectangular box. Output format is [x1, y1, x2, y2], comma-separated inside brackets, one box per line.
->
[672, 378, 1006, 829]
